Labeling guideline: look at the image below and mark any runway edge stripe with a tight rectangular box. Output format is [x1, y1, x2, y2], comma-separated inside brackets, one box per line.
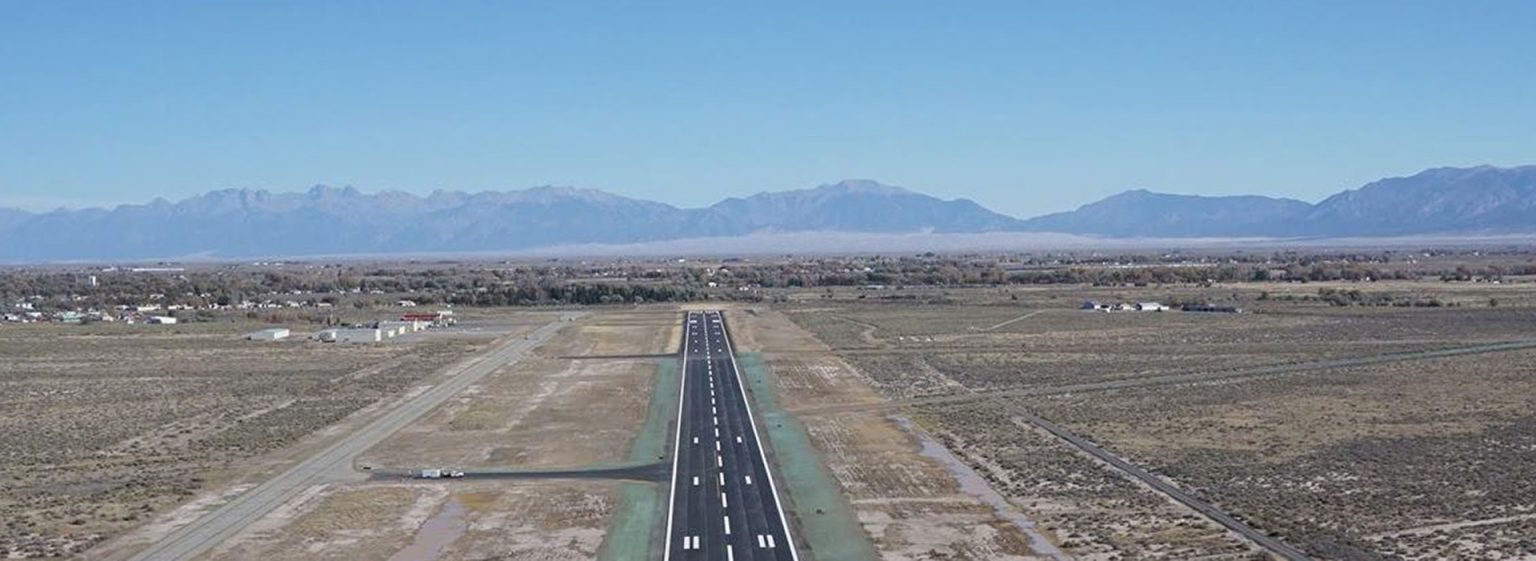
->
[661, 312, 691, 561]
[718, 311, 802, 561]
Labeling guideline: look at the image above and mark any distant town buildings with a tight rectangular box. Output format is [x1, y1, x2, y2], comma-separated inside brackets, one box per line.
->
[1079, 300, 1225, 313]
[313, 311, 450, 343]
[1083, 300, 1168, 312]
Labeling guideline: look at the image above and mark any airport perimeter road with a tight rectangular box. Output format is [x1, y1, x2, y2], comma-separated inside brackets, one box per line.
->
[664, 311, 799, 561]
[126, 313, 581, 561]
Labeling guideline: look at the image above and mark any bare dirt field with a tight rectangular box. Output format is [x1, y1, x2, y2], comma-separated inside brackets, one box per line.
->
[0, 321, 488, 560]
[17, 275, 1533, 561]
[180, 307, 681, 561]
[786, 281, 1536, 560]
[199, 479, 614, 561]
[358, 355, 655, 470]
[360, 310, 675, 469]
[799, 301, 1532, 398]
[732, 307, 1066, 561]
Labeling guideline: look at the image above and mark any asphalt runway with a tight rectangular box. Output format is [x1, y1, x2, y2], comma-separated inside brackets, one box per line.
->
[123, 313, 580, 561]
[663, 310, 799, 561]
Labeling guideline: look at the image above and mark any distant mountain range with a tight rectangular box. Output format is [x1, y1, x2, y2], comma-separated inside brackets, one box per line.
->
[1019, 190, 1313, 238]
[1022, 165, 1536, 238]
[2, 166, 1534, 261]
[0, 180, 1021, 261]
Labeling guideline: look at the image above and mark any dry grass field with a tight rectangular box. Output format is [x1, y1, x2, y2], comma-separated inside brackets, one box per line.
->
[909, 401, 1257, 560]
[0, 321, 487, 559]
[360, 309, 674, 469]
[11, 272, 1533, 561]
[787, 280, 1536, 560]
[197, 308, 679, 561]
[201, 480, 615, 561]
[1029, 350, 1536, 560]
[733, 308, 1064, 561]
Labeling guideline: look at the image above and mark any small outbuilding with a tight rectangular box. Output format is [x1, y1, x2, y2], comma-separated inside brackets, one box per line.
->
[319, 328, 383, 343]
[247, 327, 291, 341]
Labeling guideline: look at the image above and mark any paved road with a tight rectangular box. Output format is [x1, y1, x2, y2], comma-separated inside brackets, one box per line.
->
[125, 313, 580, 561]
[664, 310, 799, 561]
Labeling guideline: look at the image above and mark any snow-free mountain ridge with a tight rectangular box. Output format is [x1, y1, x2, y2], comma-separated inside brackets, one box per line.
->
[3, 167, 1535, 261]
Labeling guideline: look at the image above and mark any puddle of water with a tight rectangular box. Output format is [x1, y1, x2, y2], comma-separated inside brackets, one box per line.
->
[388, 497, 468, 561]
[895, 415, 1072, 561]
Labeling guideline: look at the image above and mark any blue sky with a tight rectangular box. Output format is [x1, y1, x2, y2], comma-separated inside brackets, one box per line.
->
[2, 1, 1534, 216]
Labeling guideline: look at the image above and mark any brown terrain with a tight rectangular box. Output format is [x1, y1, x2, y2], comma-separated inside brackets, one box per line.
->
[5, 272, 1534, 561]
